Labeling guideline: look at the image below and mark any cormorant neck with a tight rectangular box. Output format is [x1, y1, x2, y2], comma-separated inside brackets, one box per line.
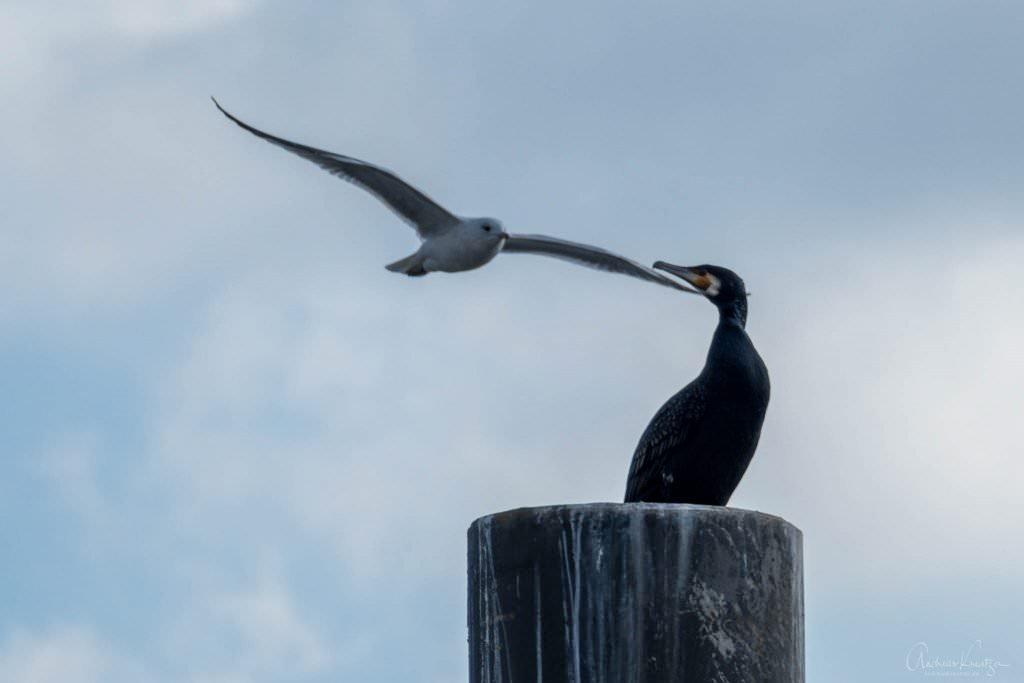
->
[717, 297, 748, 329]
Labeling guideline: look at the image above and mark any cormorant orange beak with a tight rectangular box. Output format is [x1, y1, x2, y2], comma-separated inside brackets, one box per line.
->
[653, 262, 712, 292]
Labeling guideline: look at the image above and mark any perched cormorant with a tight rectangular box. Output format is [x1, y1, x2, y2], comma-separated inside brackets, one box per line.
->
[624, 263, 769, 505]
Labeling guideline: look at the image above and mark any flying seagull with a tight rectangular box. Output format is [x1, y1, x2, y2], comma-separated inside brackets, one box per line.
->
[212, 98, 697, 294]
[624, 264, 770, 505]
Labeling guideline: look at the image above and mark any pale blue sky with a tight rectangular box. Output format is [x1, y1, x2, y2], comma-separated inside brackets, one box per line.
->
[2, 2, 1022, 681]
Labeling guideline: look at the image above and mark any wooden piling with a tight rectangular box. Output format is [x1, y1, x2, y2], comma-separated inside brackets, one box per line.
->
[468, 503, 803, 682]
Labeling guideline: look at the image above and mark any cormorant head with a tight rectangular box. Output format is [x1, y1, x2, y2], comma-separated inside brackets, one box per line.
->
[652, 262, 749, 326]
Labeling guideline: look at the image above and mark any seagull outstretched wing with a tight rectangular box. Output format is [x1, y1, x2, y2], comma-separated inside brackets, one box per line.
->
[212, 98, 459, 238]
[503, 234, 699, 293]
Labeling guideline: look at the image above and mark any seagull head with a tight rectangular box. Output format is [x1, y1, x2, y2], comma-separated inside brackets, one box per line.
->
[466, 217, 509, 249]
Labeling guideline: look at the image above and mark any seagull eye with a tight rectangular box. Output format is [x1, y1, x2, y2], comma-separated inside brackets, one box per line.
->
[482, 224, 492, 232]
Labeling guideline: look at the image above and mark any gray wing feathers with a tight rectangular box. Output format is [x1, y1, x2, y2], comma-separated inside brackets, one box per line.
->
[212, 98, 459, 237]
[503, 234, 698, 293]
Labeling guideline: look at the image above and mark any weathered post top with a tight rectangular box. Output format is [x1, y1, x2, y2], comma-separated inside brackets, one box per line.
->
[468, 503, 803, 683]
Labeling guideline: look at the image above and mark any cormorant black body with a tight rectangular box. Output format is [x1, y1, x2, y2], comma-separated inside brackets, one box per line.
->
[624, 264, 769, 505]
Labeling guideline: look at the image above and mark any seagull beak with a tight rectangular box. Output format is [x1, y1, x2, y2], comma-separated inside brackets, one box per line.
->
[653, 262, 711, 292]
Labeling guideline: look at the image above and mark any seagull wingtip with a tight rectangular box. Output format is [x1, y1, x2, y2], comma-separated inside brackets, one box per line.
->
[210, 97, 241, 125]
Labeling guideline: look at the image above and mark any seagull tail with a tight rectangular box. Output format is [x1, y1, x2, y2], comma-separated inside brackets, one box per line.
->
[385, 253, 428, 277]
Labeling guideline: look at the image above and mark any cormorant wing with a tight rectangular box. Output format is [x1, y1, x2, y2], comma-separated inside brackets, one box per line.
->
[502, 234, 699, 294]
[624, 386, 704, 501]
[212, 98, 461, 239]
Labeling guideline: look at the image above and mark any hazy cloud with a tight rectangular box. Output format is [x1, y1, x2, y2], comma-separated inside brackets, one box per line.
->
[3, 3, 1022, 682]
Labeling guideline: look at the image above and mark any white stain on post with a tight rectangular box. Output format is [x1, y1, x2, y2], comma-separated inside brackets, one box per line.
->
[468, 503, 803, 683]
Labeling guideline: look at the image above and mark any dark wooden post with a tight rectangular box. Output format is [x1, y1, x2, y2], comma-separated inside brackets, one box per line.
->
[468, 503, 803, 683]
